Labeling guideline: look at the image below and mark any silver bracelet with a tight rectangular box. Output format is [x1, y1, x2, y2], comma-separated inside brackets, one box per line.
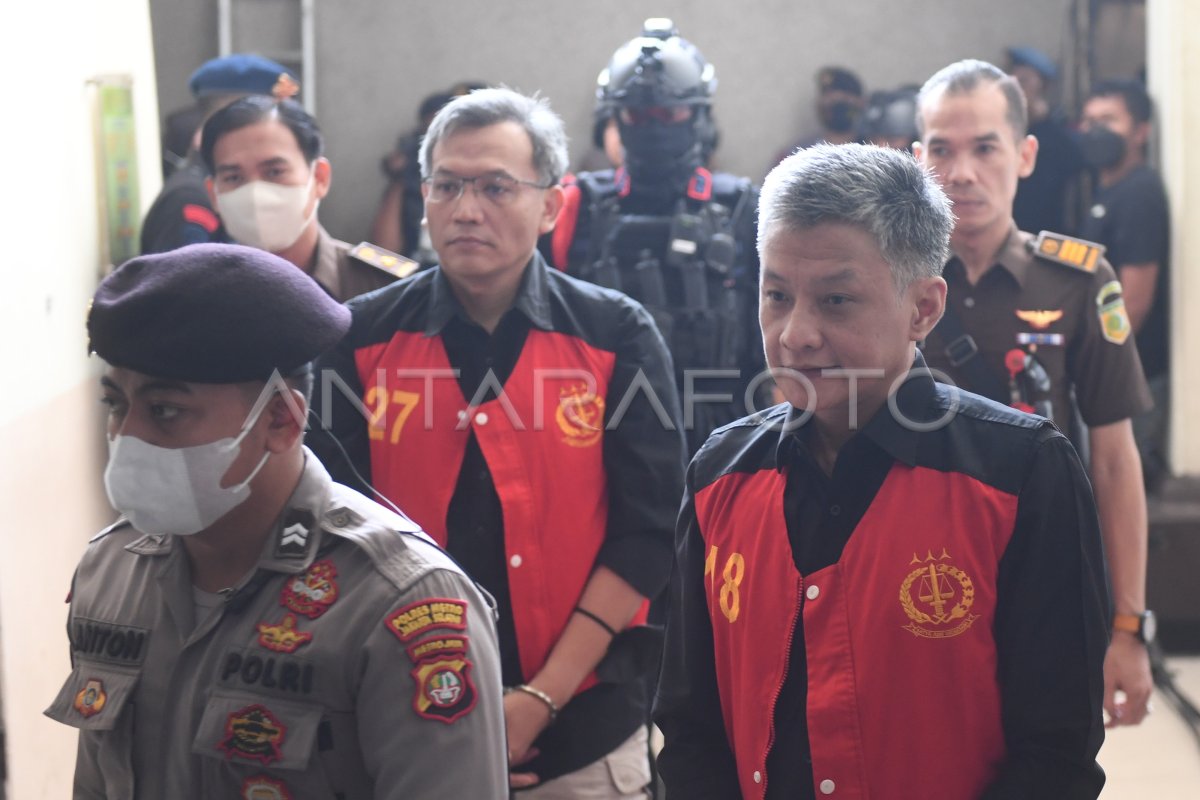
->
[508, 683, 559, 720]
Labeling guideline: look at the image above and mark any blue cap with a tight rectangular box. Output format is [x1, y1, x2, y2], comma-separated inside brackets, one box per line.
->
[89, 244, 350, 383]
[188, 54, 300, 100]
[1006, 46, 1058, 81]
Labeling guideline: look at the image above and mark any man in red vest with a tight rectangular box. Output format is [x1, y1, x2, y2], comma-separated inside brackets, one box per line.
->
[655, 143, 1108, 799]
[312, 87, 685, 796]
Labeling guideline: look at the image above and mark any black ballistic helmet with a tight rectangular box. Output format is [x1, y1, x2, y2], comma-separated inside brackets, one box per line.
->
[859, 86, 920, 146]
[596, 18, 716, 112]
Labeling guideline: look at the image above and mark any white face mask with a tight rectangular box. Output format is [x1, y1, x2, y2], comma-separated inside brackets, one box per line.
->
[216, 176, 317, 252]
[103, 405, 271, 536]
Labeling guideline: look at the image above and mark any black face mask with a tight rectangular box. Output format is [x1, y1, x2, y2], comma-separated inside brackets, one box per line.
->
[619, 120, 699, 182]
[1081, 126, 1126, 169]
[824, 101, 858, 133]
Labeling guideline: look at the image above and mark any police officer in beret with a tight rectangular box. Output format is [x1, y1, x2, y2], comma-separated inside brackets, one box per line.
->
[914, 60, 1156, 727]
[141, 54, 300, 255]
[46, 244, 507, 798]
[201, 96, 415, 302]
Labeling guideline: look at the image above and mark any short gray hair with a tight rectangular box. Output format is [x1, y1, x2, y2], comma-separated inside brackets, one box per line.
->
[418, 87, 569, 186]
[916, 59, 1027, 140]
[758, 143, 953, 288]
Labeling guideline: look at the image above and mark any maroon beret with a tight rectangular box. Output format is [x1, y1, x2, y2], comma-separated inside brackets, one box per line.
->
[88, 243, 350, 382]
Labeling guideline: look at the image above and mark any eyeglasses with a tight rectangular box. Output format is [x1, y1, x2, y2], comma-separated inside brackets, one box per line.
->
[423, 173, 553, 205]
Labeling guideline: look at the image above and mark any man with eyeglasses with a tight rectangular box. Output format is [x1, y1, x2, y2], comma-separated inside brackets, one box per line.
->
[312, 87, 685, 797]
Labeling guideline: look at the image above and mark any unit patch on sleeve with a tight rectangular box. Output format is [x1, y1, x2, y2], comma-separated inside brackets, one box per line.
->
[242, 775, 292, 800]
[1096, 280, 1132, 345]
[385, 598, 468, 642]
[406, 635, 470, 663]
[218, 704, 287, 765]
[257, 613, 313, 654]
[280, 559, 339, 619]
[411, 653, 478, 723]
[73, 678, 108, 718]
[899, 548, 980, 639]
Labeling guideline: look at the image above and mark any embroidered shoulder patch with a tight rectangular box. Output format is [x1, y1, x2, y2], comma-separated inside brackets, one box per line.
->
[385, 599, 467, 642]
[411, 653, 477, 723]
[1030, 231, 1105, 273]
[406, 635, 469, 663]
[1096, 280, 1132, 345]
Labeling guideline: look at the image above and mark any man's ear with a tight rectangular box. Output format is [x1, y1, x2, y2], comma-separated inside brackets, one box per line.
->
[1017, 134, 1039, 179]
[540, 185, 565, 235]
[263, 389, 308, 453]
[312, 157, 332, 200]
[205, 176, 218, 209]
[909, 276, 947, 341]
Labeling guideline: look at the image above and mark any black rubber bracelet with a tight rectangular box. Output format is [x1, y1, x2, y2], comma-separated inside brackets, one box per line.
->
[574, 605, 618, 637]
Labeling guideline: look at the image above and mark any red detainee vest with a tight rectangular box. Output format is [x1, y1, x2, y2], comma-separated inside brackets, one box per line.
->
[355, 329, 645, 683]
[694, 464, 1016, 799]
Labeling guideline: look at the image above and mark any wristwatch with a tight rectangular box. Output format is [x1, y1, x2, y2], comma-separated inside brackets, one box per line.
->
[1113, 610, 1157, 644]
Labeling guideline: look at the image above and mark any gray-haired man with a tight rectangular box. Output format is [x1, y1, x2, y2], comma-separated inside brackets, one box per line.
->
[655, 143, 1108, 799]
[313, 88, 685, 796]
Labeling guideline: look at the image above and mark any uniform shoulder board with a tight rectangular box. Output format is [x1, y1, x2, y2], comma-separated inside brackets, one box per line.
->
[1028, 230, 1106, 273]
[349, 242, 418, 280]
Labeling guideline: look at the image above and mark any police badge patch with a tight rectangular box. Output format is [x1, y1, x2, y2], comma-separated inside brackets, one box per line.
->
[73, 678, 107, 718]
[411, 653, 477, 723]
[280, 559, 339, 619]
[218, 704, 287, 765]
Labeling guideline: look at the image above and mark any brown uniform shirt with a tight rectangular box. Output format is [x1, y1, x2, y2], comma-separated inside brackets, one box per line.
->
[923, 226, 1152, 433]
[311, 227, 401, 302]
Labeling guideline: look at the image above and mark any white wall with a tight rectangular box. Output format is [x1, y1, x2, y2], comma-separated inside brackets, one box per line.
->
[0, 2, 161, 797]
[148, 0, 1075, 243]
[1148, 1, 1200, 475]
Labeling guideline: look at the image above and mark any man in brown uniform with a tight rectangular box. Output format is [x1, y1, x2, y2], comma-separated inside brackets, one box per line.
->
[915, 60, 1155, 727]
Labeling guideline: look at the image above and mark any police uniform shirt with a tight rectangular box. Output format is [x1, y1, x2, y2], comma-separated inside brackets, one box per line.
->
[922, 225, 1152, 433]
[46, 451, 508, 799]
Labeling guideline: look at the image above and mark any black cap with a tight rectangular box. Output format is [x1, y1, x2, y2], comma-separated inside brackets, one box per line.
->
[88, 244, 351, 383]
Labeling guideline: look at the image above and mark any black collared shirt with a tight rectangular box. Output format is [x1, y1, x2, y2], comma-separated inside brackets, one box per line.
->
[312, 252, 686, 782]
[656, 357, 1109, 799]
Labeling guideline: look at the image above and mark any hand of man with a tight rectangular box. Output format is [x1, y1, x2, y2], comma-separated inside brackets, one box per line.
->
[505, 688, 555, 788]
[1103, 634, 1153, 727]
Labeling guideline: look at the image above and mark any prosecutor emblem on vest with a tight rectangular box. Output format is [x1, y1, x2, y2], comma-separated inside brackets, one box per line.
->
[900, 549, 980, 639]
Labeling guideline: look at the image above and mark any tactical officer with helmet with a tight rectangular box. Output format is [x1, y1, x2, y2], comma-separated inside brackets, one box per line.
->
[543, 18, 762, 455]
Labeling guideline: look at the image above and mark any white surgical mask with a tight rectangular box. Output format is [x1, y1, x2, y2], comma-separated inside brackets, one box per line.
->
[216, 176, 317, 252]
[103, 406, 271, 536]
